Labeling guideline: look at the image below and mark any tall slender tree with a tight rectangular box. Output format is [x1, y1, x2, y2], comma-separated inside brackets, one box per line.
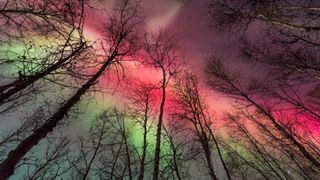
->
[126, 81, 158, 180]
[172, 72, 230, 180]
[0, 0, 143, 178]
[144, 32, 180, 180]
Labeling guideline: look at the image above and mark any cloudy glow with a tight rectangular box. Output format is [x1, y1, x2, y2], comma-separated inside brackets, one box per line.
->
[145, 1, 181, 32]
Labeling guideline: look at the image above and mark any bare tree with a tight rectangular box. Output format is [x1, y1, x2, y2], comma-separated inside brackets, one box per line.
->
[0, 0, 88, 111]
[209, 0, 320, 33]
[125, 80, 188, 180]
[0, 102, 73, 179]
[0, 0, 86, 40]
[68, 110, 113, 180]
[159, 123, 190, 180]
[144, 32, 181, 180]
[125, 81, 158, 180]
[209, 1, 320, 178]
[0, 0, 143, 178]
[93, 108, 138, 180]
[21, 135, 71, 180]
[205, 58, 320, 178]
[171, 71, 230, 180]
[0, 100, 61, 161]
[224, 110, 318, 180]
[209, 0, 320, 125]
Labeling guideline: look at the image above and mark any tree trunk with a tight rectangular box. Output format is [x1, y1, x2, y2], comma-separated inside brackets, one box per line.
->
[246, 95, 320, 167]
[197, 124, 218, 180]
[0, 42, 85, 104]
[123, 122, 132, 180]
[0, 54, 114, 179]
[172, 146, 182, 180]
[211, 134, 231, 180]
[137, 100, 149, 180]
[203, 140, 218, 180]
[152, 71, 166, 180]
[202, 115, 231, 180]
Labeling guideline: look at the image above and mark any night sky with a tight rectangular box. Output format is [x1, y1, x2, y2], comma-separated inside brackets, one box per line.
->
[1, 0, 320, 179]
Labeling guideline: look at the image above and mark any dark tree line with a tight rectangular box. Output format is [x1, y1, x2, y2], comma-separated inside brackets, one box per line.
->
[206, 0, 320, 179]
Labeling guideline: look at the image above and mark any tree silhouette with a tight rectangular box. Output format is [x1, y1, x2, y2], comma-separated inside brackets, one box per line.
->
[0, 0, 87, 112]
[144, 32, 181, 180]
[0, 0, 142, 178]
[208, 1, 320, 177]
[205, 58, 320, 178]
[171, 71, 231, 180]
[125, 81, 158, 180]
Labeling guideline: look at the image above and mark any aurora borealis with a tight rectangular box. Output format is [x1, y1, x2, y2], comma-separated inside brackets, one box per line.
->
[1, 0, 320, 179]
